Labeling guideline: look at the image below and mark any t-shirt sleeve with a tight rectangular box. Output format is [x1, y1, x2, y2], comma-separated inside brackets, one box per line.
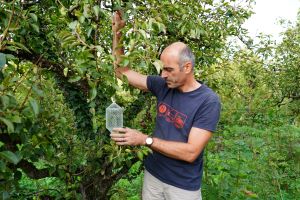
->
[192, 100, 221, 132]
[147, 75, 166, 98]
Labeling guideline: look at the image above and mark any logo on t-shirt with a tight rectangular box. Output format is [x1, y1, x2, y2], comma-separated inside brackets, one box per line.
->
[158, 102, 187, 129]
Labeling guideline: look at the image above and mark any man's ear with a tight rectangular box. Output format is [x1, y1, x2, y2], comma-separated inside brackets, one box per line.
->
[184, 62, 193, 73]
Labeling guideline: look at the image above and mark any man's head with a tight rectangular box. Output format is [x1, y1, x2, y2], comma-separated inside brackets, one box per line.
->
[160, 42, 195, 89]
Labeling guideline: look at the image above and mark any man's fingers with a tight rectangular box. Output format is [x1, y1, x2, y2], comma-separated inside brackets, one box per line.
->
[112, 12, 120, 24]
[114, 11, 122, 21]
[120, 20, 125, 27]
[110, 127, 133, 146]
[110, 133, 125, 138]
[116, 141, 127, 145]
[112, 11, 125, 31]
[111, 136, 125, 141]
[110, 134, 127, 146]
[116, 10, 123, 19]
[112, 127, 127, 132]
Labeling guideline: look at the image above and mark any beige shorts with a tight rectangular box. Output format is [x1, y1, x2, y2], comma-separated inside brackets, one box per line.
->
[142, 170, 202, 200]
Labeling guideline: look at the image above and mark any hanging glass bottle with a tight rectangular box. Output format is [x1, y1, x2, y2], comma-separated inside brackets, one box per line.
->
[106, 102, 123, 132]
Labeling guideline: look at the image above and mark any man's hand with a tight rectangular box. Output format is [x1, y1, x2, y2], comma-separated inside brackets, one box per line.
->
[110, 127, 148, 146]
[112, 10, 148, 90]
[112, 10, 125, 69]
[112, 11, 125, 33]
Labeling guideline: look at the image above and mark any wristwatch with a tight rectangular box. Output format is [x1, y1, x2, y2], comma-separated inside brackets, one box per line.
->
[145, 137, 153, 147]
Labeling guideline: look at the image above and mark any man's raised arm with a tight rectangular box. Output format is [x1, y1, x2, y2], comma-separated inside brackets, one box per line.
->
[112, 11, 148, 91]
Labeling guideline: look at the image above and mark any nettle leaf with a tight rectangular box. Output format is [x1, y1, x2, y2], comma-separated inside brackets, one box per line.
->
[0, 117, 14, 133]
[0, 151, 22, 165]
[0, 53, 6, 69]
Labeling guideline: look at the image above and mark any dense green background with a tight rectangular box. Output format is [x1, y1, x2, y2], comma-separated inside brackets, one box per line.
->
[0, 0, 299, 199]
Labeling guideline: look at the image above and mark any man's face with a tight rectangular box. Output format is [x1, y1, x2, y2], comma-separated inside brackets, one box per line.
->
[160, 52, 186, 89]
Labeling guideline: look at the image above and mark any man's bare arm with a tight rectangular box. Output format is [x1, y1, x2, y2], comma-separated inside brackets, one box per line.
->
[112, 11, 148, 91]
[150, 128, 212, 163]
[111, 127, 212, 163]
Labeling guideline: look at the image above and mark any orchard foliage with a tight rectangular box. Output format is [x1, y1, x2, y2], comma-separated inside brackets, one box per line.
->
[0, 0, 254, 199]
[0, 0, 299, 199]
[270, 19, 300, 121]
[201, 14, 300, 199]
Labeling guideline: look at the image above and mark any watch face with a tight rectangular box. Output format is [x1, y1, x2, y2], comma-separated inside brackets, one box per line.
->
[146, 137, 153, 145]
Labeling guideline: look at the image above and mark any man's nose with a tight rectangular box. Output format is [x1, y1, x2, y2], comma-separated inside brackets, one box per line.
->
[161, 70, 168, 79]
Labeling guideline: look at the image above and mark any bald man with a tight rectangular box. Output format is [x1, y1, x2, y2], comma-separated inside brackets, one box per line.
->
[111, 12, 221, 200]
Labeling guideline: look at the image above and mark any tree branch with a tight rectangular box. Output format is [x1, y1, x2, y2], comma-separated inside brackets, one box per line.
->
[3, 49, 89, 95]
[16, 160, 59, 179]
[0, 0, 16, 50]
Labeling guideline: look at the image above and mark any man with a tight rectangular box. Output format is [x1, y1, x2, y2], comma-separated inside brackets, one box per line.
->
[110, 11, 221, 200]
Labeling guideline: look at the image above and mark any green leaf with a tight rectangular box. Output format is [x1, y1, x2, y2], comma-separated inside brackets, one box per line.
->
[83, 4, 91, 18]
[0, 151, 21, 165]
[32, 85, 44, 97]
[5, 54, 16, 60]
[63, 67, 68, 77]
[153, 60, 163, 74]
[79, 15, 85, 23]
[7, 41, 31, 53]
[0, 53, 6, 69]
[139, 29, 147, 39]
[93, 5, 100, 18]
[137, 151, 144, 160]
[87, 27, 93, 38]
[89, 86, 97, 101]
[155, 21, 166, 34]
[0, 117, 14, 133]
[0, 95, 9, 109]
[120, 58, 130, 67]
[68, 75, 81, 83]
[29, 13, 38, 22]
[11, 115, 22, 123]
[29, 98, 39, 116]
[69, 21, 78, 30]
[95, 45, 103, 53]
[92, 116, 97, 132]
[30, 23, 40, 33]
[60, 7, 67, 16]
